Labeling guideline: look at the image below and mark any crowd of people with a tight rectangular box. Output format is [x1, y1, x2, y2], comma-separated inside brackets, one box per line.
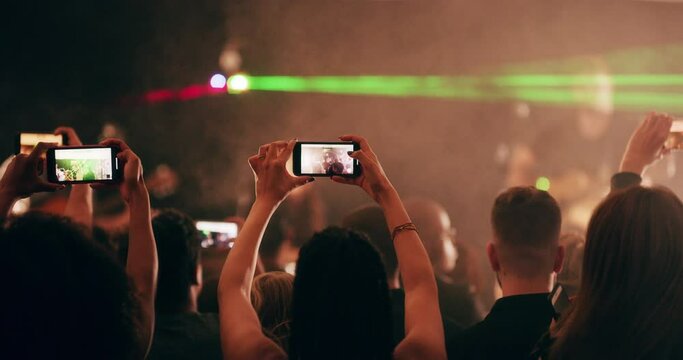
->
[1, 112, 682, 359]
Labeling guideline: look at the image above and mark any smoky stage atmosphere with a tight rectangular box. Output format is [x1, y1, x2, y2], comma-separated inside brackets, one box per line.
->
[3, 1, 683, 359]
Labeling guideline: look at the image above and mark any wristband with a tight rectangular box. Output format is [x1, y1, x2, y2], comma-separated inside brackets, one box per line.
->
[392, 222, 418, 240]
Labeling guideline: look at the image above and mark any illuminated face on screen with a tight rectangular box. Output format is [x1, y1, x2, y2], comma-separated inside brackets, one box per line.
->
[300, 144, 355, 175]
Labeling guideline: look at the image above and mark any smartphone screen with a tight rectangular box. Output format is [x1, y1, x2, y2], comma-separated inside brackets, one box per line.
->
[293, 142, 360, 177]
[196, 221, 239, 249]
[47, 146, 120, 184]
[16, 133, 65, 155]
[665, 120, 683, 151]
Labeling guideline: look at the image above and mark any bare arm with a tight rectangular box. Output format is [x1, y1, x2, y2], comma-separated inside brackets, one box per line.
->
[333, 135, 446, 360]
[382, 190, 446, 360]
[100, 138, 158, 359]
[611, 113, 672, 192]
[619, 112, 672, 176]
[56, 127, 94, 230]
[219, 140, 311, 360]
[64, 185, 93, 229]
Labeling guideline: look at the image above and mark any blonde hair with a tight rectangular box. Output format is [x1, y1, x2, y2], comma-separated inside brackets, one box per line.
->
[251, 271, 294, 351]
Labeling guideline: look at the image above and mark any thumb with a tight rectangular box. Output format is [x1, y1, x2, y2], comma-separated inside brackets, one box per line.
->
[348, 150, 373, 165]
[331, 176, 356, 185]
[293, 176, 315, 187]
[38, 180, 65, 192]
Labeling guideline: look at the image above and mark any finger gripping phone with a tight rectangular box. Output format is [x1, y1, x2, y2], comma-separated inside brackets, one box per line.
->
[16, 133, 65, 155]
[46, 146, 122, 184]
[293, 141, 361, 177]
[665, 120, 683, 151]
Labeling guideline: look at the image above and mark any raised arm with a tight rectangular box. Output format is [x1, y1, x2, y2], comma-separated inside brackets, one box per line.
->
[0, 142, 63, 218]
[56, 127, 93, 230]
[613, 112, 672, 191]
[332, 135, 446, 360]
[99, 138, 158, 359]
[218, 140, 312, 360]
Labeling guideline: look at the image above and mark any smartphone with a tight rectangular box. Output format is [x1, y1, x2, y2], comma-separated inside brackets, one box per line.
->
[549, 283, 571, 320]
[196, 221, 239, 249]
[46, 146, 122, 184]
[293, 141, 361, 177]
[665, 120, 683, 151]
[16, 133, 65, 155]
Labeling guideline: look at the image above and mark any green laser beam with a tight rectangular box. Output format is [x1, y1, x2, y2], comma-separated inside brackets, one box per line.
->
[246, 74, 683, 90]
[494, 74, 683, 87]
[230, 74, 683, 112]
[497, 43, 683, 75]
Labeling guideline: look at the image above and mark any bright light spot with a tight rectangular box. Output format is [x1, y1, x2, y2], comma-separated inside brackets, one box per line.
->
[514, 102, 530, 118]
[535, 176, 551, 192]
[284, 262, 296, 275]
[210, 74, 227, 89]
[227, 74, 249, 93]
[219, 47, 242, 73]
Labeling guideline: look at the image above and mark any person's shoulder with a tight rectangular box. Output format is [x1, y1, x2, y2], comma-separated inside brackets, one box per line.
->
[445, 320, 487, 360]
[453, 318, 489, 341]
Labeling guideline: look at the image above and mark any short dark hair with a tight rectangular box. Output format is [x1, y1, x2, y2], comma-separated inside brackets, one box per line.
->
[152, 209, 201, 313]
[342, 205, 396, 278]
[0, 212, 139, 359]
[491, 187, 561, 276]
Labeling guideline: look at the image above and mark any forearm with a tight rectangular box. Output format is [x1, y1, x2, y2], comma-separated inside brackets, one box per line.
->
[219, 198, 278, 298]
[377, 187, 438, 292]
[124, 183, 157, 358]
[64, 184, 93, 230]
[218, 199, 283, 359]
[619, 156, 647, 177]
[126, 184, 157, 297]
[379, 188, 445, 358]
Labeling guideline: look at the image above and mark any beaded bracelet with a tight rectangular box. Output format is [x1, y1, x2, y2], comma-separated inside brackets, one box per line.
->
[392, 222, 418, 240]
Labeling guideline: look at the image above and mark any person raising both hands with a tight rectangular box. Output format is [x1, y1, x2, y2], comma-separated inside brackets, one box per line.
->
[218, 136, 446, 360]
[0, 138, 158, 359]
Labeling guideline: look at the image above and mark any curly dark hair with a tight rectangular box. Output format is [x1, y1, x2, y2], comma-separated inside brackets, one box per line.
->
[0, 212, 140, 359]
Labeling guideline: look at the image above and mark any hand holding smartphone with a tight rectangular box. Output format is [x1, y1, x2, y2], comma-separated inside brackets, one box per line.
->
[16, 133, 65, 155]
[46, 146, 122, 184]
[665, 120, 683, 151]
[293, 141, 361, 177]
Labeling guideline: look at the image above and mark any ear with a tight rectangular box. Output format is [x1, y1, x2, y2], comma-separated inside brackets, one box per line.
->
[486, 242, 501, 272]
[553, 245, 565, 273]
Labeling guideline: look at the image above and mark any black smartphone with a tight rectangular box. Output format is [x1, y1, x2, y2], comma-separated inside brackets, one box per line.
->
[16, 133, 65, 155]
[293, 141, 361, 177]
[196, 221, 239, 249]
[46, 146, 122, 184]
[549, 283, 572, 320]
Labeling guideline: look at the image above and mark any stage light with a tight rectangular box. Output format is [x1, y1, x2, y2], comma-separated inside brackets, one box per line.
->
[535, 176, 551, 192]
[227, 74, 250, 93]
[219, 47, 242, 73]
[210, 74, 227, 89]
